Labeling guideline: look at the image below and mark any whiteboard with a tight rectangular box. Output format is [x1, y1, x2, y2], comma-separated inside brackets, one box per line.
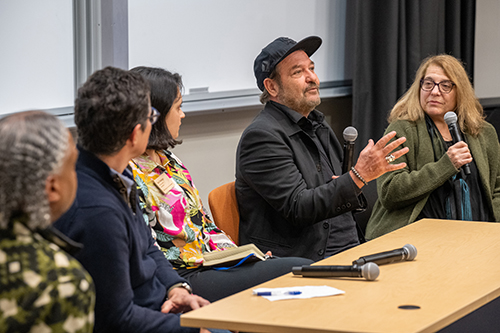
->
[128, 0, 348, 95]
[0, 0, 74, 115]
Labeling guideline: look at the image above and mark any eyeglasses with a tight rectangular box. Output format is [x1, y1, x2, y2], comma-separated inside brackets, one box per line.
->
[148, 107, 160, 125]
[420, 79, 455, 94]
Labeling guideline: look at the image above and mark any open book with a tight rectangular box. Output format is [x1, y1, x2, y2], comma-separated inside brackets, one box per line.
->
[203, 243, 267, 267]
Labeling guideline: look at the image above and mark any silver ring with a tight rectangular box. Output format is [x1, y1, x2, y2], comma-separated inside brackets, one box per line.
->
[385, 154, 396, 163]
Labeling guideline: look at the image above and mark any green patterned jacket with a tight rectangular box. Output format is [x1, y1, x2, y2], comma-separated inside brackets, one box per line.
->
[0, 215, 95, 332]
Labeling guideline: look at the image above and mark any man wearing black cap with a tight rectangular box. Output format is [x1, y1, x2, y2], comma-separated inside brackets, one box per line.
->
[235, 36, 408, 261]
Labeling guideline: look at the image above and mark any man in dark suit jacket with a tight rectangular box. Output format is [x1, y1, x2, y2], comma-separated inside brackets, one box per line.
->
[236, 36, 409, 261]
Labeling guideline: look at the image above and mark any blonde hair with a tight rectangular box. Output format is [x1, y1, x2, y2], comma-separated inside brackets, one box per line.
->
[388, 54, 484, 136]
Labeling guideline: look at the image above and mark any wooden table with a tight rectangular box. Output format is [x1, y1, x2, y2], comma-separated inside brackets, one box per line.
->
[181, 219, 500, 332]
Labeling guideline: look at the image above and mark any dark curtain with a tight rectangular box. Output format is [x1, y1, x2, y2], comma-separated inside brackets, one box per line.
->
[349, 0, 476, 152]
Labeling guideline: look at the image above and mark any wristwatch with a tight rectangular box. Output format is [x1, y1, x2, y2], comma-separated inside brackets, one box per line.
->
[166, 282, 193, 299]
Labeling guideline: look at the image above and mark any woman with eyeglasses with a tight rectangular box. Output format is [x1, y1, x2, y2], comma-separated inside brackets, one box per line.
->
[127, 66, 312, 302]
[366, 54, 500, 239]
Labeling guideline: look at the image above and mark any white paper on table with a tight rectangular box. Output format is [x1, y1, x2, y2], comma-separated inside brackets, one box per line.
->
[252, 285, 345, 301]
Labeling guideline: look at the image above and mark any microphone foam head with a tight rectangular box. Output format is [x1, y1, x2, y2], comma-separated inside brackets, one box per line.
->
[343, 126, 358, 142]
[444, 111, 457, 126]
[403, 244, 418, 261]
[361, 262, 380, 281]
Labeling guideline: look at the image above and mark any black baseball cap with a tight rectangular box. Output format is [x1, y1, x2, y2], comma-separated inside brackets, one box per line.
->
[254, 36, 322, 91]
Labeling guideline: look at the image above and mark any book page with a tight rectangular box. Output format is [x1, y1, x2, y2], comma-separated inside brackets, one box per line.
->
[203, 244, 266, 266]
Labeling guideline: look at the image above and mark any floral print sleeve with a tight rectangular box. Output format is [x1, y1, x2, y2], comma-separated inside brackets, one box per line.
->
[130, 150, 236, 269]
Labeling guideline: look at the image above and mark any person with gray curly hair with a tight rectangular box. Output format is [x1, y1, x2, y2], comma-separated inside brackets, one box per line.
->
[0, 111, 95, 332]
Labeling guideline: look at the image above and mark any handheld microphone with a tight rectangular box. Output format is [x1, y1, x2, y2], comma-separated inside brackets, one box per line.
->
[444, 112, 471, 175]
[352, 244, 417, 266]
[292, 262, 379, 281]
[342, 126, 358, 174]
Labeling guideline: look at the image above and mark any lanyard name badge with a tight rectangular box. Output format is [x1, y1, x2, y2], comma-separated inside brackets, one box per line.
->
[153, 173, 175, 194]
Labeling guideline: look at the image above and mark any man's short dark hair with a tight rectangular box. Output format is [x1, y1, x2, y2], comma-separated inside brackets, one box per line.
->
[130, 66, 183, 150]
[75, 66, 150, 155]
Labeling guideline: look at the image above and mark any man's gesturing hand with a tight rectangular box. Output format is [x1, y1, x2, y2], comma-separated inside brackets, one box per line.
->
[350, 131, 409, 188]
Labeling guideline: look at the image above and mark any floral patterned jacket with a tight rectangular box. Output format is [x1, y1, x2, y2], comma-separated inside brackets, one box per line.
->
[130, 150, 236, 269]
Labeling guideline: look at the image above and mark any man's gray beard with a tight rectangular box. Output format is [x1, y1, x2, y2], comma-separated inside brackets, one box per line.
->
[281, 93, 321, 116]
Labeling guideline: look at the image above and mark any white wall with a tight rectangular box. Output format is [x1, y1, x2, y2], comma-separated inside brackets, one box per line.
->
[0, 0, 74, 115]
[128, 0, 348, 94]
[474, 0, 500, 98]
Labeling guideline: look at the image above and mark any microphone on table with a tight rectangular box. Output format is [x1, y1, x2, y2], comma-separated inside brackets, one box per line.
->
[292, 262, 379, 281]
[444, 111, 471, 175]
[352, 244, 417, 266]
[342, 126, 358, 174]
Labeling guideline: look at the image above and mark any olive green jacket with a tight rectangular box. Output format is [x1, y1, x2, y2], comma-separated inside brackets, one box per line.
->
[366, 119, 500, 239]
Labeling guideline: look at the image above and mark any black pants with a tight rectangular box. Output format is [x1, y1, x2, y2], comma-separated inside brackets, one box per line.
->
[178, 256, 313, 302]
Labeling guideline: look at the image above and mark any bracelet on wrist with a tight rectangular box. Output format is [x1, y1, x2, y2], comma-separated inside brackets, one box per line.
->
[351, 166, 368, 186]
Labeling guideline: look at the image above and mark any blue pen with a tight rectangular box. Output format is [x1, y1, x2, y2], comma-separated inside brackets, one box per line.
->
[253, 290, 302, 296]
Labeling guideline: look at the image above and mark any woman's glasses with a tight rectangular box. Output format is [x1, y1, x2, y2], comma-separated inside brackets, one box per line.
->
[148, 107, 160, 125]
[420, 79, 455, 94]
